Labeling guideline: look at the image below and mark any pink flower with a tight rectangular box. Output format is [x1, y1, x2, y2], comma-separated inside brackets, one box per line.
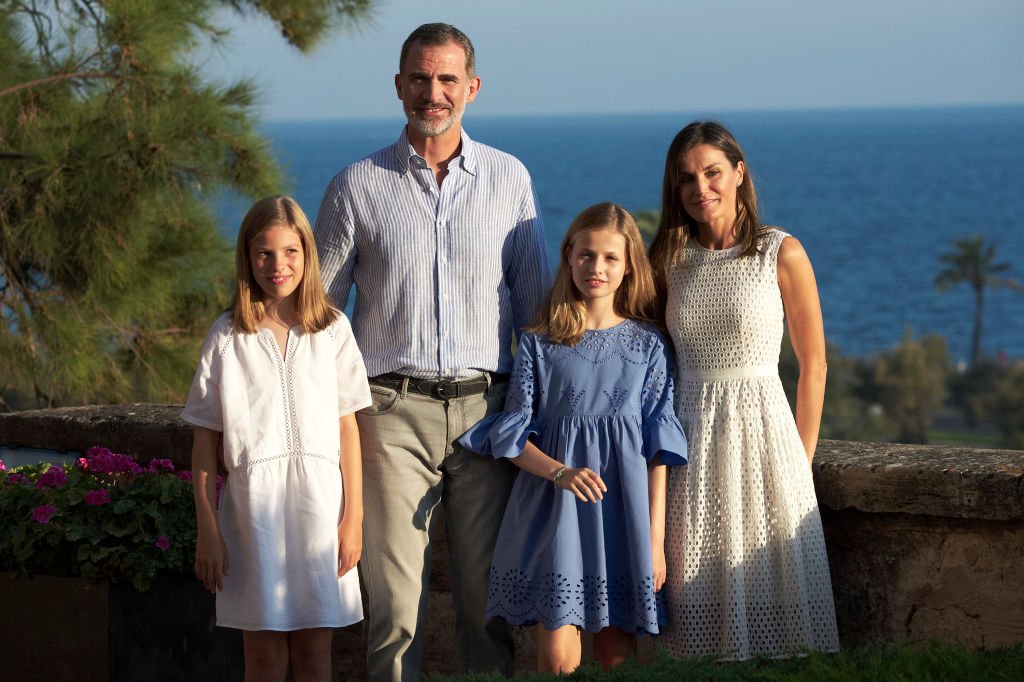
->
[85, 446, 113, 459]
[6, 473, 29, 485]
[80, 450, 113, 472]
[154, 535, 170, 552]
[80, 448, 144, 474]
[84, 489, 111, 506]
[32, 504, 56, 524]
[147, 459, 174, 473]
[35, 466, 68, 489]
[0, 459, 6, 472]
[176, 470, 193, 483]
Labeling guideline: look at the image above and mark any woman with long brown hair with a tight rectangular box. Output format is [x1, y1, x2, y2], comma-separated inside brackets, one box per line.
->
[651, 122, 839, 660]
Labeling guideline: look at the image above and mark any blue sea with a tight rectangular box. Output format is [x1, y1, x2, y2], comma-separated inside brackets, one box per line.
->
[220, 106, 1024, 362]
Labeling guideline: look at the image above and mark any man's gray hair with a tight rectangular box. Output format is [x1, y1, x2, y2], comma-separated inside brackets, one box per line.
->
[399, 23, 476, 75]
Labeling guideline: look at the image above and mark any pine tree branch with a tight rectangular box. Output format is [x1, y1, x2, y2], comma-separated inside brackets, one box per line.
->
[0, 70, 116, 98]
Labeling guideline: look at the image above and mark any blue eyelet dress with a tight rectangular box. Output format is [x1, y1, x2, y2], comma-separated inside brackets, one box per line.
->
[458, 319, 687, 634]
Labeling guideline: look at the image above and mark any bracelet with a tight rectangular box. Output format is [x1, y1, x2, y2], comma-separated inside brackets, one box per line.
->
[552, 466, 569, 485]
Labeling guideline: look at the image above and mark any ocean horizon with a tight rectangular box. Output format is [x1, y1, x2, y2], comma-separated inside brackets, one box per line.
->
[217, 104, 1024, 363]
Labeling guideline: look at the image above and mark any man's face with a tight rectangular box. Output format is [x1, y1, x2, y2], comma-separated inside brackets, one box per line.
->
[395, 40, 480, 139]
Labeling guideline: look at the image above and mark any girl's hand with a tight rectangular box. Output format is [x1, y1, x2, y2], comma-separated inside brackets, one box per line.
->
[555, 467, 607, 503]
[337, 514, 363, 577]
[652, 543, 667, 592]
[195, 530, 229, 593]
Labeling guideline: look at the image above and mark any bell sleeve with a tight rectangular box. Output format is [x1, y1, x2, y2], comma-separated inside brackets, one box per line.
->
[641, 334, 688, 466]
[333, 313, 372, 417]
[458, 332, 541, 459]
[181, 316, 228, 432]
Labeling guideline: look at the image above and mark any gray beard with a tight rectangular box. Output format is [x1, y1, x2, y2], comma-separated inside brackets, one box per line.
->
[408, 109, 461, 138]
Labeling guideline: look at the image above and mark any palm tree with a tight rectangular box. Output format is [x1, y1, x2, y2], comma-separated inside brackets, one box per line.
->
[935, 235, 1022, 367]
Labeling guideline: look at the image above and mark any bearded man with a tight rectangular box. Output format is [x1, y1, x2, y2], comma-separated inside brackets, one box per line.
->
[313, 22, 548, 682]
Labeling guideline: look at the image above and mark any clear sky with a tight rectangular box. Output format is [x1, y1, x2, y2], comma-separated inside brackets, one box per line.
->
[203, 0, 1024, 122]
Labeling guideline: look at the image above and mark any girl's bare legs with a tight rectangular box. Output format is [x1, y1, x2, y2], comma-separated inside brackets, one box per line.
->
[288, 628, 334, 682]
[243, 631, 288, 682]
[593, 626, 634, 670]
[242, 628, 333, 682]
[537, 624, 583, 674]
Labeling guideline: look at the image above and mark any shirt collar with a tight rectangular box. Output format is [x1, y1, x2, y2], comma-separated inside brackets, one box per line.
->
[392, 126, 478, 177]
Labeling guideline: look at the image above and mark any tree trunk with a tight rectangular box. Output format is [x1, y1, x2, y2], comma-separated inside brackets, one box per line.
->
[971, 285, 984, 368]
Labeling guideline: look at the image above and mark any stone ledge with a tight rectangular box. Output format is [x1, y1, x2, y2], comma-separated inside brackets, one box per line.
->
[814, 439, 1024, 521]
[0, 404, 190, 463]
[2, 408, 1022, 521]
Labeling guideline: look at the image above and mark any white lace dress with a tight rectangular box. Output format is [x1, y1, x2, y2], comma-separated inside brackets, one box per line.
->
[661, 229, 839, 660]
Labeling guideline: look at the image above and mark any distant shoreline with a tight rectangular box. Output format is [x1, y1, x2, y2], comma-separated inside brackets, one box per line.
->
[263, 102, 1024, 126]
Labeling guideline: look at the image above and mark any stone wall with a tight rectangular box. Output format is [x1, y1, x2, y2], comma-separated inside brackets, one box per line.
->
[2, 406, 1023, 678]
[813, 440, 1024, 649]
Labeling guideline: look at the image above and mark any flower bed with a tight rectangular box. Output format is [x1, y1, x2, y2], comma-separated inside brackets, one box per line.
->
[0, 446, 218, 591]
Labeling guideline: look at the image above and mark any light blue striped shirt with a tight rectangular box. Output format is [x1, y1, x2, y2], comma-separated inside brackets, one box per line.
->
[313, 128, 549, 380]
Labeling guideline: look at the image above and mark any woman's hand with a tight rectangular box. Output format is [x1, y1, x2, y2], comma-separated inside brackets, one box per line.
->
[337, 513, 362, 577]
[554, 467, 607, 503]
[652, 543, 667, 592]
[194, 529, 229, 593]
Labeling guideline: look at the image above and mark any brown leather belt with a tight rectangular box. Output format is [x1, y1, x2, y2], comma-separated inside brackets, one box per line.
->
[369, 372, 508, 400]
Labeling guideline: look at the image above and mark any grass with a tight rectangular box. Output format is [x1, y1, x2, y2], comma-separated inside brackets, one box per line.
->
[427, 643, 1024, 681]
[927, 430, 1002, 447]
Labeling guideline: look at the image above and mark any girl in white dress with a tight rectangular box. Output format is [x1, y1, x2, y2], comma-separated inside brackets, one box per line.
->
[184, 195, 371, 682]
[649, 122, 840, 660]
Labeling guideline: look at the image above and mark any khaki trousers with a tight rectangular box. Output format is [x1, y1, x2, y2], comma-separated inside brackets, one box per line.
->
[357, 378, 515, 682]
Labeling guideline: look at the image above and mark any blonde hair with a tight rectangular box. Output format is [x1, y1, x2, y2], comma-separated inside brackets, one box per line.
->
[231, 195, 338, 334]
[528, 202, 657, 346]
[649, 121, 768, 277]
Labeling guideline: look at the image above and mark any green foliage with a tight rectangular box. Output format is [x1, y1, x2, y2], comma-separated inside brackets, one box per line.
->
[873, 331, 950, 444]
[226, 0, 377, 51]
[947, 359, 1002, 427]
[0, 446, 201, 591]
[0, 0, 373, 409]
[975, 360, 1024, 449]
[427, 643, 1024, 682]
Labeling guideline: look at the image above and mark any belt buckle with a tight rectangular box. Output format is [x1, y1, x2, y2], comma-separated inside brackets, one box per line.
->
[433, 380, 459, 400]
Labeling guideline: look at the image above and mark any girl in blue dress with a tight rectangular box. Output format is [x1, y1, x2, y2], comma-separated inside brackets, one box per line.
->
[459, 202, 687, 674]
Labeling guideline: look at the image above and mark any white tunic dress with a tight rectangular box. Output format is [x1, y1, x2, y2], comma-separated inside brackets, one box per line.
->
[182, 312, 372, 630]
[662, 229, 839, 659]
